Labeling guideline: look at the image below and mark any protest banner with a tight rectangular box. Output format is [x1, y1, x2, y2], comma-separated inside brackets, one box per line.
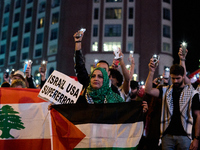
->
[38, 70, 83, 104]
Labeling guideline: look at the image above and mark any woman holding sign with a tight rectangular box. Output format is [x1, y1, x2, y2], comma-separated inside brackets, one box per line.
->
[76, 67, 124, 104]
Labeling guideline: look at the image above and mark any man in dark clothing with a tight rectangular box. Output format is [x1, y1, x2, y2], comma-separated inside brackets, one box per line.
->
[145, 58, 200, 150]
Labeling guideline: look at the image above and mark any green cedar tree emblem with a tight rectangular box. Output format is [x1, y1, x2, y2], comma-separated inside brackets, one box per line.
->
[0, 105, 25, 139]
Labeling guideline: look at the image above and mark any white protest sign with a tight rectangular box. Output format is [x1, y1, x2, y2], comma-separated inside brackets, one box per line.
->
[38, 70, 83, 104]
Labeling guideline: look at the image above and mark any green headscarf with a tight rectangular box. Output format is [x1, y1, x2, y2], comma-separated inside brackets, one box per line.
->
[86, 67, 124, 103]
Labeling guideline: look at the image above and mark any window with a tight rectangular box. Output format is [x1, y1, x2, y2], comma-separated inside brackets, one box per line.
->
[36, 33, 43, 44]
[3, 17, 9, 26]
[106, 8, 122, 19]
[4, 4, 10, 13]
[92, 42, 98, 51]
[128, 42, 133, 51]
[94, 8, 99, 19]
[163, 0, 170, 4]
[52, 12, 59, 24]
[26, 8, 32, 18]
[163, 25, 170, 38]
[12, 27, 18, 37]
[35, 48, 42, 57]
[38, 17, 45, 28]
[14, 12, 20, 22]
[103, 42, 121, 51]
[49, 45, 57, 54]
[104, 24, 121, 37]
[11, 41, 18, 51]
[50, 28, 58, 40]
[0, 45, 6, 54]
[129, 8, 134, 19]
[10, 56, 16, 63]
[93, 25, 98, 37]
[1, 31, 7, 40]
[39, 2, 46, 13]
[27, 0, 33, 3]
[23, 37, 30, 48]
[52, 0, 60, 8]
[128, 24, 133, 36]
[22, 52, 28, 60]
[25, 22, 31, 33]
[94, 0, 99, 2]
[129, 0, 134, 2]
[49, 67, 54, 76]
[163, 8, 170, 20]
[0, 59, 4, 66]
[15, 0, 21, 9]
[106, 0, 122, 2]
[163, 42, 170, 52]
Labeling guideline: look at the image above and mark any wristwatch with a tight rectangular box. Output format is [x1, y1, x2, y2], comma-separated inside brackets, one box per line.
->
[194, 136, 200, 140]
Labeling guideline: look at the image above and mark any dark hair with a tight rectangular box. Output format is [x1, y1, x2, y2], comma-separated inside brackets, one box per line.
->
[170, 64, 184, 76]
[130, 80, 139, 90]
[97, 60, 110, 69]
[109, 68, 123, 87]
[1, 82, 10, 87]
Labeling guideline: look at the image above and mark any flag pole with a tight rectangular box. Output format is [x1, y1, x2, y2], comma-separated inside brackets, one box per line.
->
[49, 110, 53, 150]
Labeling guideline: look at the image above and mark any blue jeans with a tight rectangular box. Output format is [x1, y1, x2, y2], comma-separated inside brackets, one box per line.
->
[161, 134, 191, 150]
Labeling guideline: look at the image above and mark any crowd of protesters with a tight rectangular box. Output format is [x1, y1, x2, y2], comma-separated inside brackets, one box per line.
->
[1, 29, 200, 150]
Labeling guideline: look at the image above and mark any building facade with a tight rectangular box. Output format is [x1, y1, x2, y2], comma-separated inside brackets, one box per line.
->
[0, 0, 173, 85]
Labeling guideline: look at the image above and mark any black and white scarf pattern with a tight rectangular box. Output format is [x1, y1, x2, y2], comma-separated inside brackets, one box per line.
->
[160, 84, 198, 139]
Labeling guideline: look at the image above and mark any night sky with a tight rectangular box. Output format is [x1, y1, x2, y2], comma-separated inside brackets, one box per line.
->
[172, 0, 200, 74]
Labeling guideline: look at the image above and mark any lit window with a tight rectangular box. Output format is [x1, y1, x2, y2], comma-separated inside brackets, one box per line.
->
[49, 45, 57, 54]
[106, 8, 122, 19]
[11, 41, 18, 51]
[0, 45, 6, 54]
[25, 22, 31, 33]
[163, 8, 170, 20]
[52, 12, 59, 24]
[36, 33, 43, 44]
[23, 37, 30, 48]
[93, 25, 98, 37]
[163, 25, 170, 38]
[163, 43, 170, 52]
[50, 28, 58, 40]
[92, 42, 98, 51]
[104, 24, 121, 37]
[26, 7, 32, 18]
[38, 17, 45, 28]
[103, 42, 121, 52]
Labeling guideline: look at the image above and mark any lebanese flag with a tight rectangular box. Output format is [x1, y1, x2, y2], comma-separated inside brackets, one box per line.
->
[0, 88, 51, 150]
[50, 101, 144, 150]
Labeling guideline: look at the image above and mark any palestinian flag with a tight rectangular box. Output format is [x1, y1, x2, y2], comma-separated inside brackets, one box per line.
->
[0, 88, 51, 150]
[50, 101, 144, 150]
